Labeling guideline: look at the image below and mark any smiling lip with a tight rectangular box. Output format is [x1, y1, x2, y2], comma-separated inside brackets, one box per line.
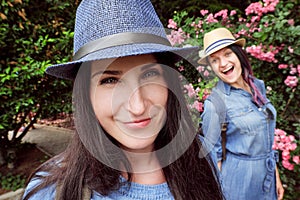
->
[124, 118, 151, 129]
[222, 66, 234, 75]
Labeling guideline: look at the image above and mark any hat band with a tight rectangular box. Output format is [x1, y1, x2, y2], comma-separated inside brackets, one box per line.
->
[205, 38, 235, 54]
[73, 32, 172, 60]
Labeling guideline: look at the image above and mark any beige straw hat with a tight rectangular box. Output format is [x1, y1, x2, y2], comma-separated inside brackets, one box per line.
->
[198, 27, 246, 65]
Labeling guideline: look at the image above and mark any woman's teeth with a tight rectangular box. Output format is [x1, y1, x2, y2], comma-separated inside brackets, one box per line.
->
[222, 66, 233, 74]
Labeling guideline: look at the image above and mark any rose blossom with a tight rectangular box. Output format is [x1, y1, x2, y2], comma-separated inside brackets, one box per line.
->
[284, 76, 298, 88]
[293, 156, 300, 164]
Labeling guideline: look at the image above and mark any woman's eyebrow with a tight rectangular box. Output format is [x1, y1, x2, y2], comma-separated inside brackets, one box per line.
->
[92, 70, 122, 78]
[91, 63, 159, 78]
[141, 63, 160, 71]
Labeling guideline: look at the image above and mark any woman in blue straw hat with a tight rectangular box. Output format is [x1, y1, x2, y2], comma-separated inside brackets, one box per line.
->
[199, 27, 284, 200]
[22, 0, 224, 199]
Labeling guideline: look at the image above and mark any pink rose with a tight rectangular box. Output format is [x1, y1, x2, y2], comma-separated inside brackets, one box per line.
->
[203, 70, 210, 77]
[192, 101, 203, 112]
[288, 143, 297, 151]
[288, 135, 295, 142]
[278, 64, 288, 69]
[293, 156, 300, 164]
[282, 150, 290, 160]
[197, 66, 205, 72]
[200, 10, 209, 16]
[288, 19, 295, 26]
[230, 10, 236, 16]
[206, 13, 218, 23]
[184, 84, 196, 98]
[167, 19, 177, 29]
[282, 160, 294, 170]
[288, 46, 294, 53]
[284, 76, 298, 88]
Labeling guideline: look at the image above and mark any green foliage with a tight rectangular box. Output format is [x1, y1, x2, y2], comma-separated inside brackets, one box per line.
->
[244, 0, 300, 133]
[151, 0, 243, 25]
[0, 0, 78, 163]
[0, 173, 26, 192]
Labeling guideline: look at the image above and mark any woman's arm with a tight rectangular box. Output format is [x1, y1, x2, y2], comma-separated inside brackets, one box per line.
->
[217, 161, 222, 171]
[275, 165, 284, 200]
[201, 100, 223, 163]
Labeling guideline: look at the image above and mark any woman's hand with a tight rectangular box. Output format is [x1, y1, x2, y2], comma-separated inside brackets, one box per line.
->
[217, 161, 222, 171]
[276, 166, 284, 200]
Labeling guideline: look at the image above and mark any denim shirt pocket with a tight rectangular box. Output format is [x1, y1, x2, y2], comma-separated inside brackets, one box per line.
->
[228, 105, 264, 135]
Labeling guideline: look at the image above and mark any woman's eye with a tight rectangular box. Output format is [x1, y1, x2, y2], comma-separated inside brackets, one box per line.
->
[142, 69, 161, 79]
[210, 59, 217, 64]
[99, 77, 119, 85]
[225, 51, 232, 57]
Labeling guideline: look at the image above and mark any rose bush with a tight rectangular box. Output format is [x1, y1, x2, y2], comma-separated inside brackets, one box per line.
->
[167, 0, 300, 198]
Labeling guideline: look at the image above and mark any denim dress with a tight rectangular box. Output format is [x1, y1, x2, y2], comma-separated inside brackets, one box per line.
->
[201, 78, 278, 200]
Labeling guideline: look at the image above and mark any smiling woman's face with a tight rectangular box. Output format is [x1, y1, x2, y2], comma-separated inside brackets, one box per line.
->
[90, 54, 168, 153]
[208, 47, 244, 88]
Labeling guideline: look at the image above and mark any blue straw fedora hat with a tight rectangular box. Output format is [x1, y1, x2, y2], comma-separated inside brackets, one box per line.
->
[198, 27, 246, 65]
[46, 0, 198, 80]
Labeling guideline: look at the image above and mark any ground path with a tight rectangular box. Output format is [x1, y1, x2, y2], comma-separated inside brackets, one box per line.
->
[22, 124, 74, 156]
[0, 124, 73, 200]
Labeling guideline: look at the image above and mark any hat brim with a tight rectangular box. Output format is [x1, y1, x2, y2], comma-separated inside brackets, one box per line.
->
[46, 43, 198, 80]
[197, 38, 245, 65]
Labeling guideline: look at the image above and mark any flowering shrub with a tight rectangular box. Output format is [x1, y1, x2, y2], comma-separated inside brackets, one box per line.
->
[273, 129, 299, 170]
[273, 128, 300, 198]
[167, 0, 300, 198]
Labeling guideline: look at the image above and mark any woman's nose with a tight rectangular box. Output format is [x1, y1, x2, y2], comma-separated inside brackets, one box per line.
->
[127, 87, 146, 115]
[220, 57, 228, 67]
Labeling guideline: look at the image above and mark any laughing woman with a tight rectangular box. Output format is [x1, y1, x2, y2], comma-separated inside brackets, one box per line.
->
[199, 27, 284, 200]
[22, 0, 224, 199]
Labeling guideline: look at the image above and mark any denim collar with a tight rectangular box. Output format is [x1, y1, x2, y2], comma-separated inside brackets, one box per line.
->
[215, 80, 231, 95]
[215, 76, 260, 96]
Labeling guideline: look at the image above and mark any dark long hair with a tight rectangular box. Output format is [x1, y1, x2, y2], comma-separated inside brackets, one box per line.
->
[23, 53, 224, 200]
[228, 45, 267, 106]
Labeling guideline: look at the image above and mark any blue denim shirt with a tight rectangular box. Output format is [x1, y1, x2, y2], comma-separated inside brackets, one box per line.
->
[201, 78, 278, 200]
